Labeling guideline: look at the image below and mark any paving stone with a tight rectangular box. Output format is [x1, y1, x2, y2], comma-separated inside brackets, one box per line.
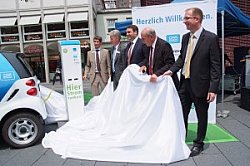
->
[2, 145, 47, 166]
[217, 119, 250, 142]
[226, 107, 250, 127]
[0, 148, 20, 166]
[168, 158, 196, 166]
[242, 141, 250, 149]
[128, 163, 162, 166]
[32, 149, 65, 166]
[95, 161, 128, 166]
[202, 143, 222, 155]
[63, 159, 82, 166]
[215, 142, 250, 166]
[62, 158, 95, 166]
[79, 159, 96, 166]
[193, 154, 232, 166]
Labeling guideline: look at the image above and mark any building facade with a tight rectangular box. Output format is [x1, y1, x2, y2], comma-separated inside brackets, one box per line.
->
[95, 0, 140, 48]
[0, 0, 96, 82]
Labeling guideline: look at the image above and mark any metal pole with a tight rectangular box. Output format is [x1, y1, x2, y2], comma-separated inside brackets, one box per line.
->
[221, 10, 225, 115]
[41, 0, 50, 83]
[219, 10, 229, 118]
[15, 0, 24, 53]
[64, 0, 69, 40]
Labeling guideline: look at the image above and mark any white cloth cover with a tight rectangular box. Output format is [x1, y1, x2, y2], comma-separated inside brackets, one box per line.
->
[40, 85, 68, 124]
[42, 64, 190, 164]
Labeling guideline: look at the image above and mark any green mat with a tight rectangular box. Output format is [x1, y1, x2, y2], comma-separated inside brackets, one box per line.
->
[84, 92, 93, 102]
[186, 123, 238, 144]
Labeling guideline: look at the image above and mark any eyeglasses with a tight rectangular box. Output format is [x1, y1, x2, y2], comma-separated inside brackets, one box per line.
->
[183, 16, 196, 20]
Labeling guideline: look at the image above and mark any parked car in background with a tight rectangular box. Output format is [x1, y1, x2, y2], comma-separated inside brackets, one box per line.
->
[0, 51, 47, 148]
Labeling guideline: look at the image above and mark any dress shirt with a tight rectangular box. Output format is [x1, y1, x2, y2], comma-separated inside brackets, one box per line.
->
[95, 48, 101, 72]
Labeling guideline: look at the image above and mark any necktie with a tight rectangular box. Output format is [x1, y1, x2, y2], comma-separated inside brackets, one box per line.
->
[149, 46, 153, 75]
[184, 35, 194, 78]
[112, 46, 116, 73]
[95, 50, 101, 72]
[127, 42, 133, 65]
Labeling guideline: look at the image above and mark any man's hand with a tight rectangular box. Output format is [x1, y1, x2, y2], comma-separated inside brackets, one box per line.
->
[149, 74, 157, 82]
[207, 92, 216, 103]
[139, 66, 147, 73]
[82, 75, 87, 80]
[163, 70, 173, 76]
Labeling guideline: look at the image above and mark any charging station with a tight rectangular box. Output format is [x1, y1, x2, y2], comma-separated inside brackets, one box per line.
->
[58, 40, 84, 120]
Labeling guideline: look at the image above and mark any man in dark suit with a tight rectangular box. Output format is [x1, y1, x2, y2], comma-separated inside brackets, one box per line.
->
[163, 7, 221, 157]
[125, 25, 148, 66]
[109, 30, 126, 90]
[139, 27, 179, 88]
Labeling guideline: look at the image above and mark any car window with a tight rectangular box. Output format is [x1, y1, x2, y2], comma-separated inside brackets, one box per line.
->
[1, 52, 35, 79]
[17, 53, 35, 77]
[0, 53, 20, 101]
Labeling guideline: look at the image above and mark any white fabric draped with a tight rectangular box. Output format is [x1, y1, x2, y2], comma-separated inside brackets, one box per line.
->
[40, 85, 68, 124]
[42, 64, 190, 164]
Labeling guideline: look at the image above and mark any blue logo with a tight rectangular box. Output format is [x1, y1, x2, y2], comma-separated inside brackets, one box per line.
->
[166, 34, 180, 44]
[0, 71, 15, 81]
[73, 48, 77, 52]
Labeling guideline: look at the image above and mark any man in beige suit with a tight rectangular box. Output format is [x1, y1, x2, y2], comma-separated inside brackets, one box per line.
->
[83, 36, 111, 96]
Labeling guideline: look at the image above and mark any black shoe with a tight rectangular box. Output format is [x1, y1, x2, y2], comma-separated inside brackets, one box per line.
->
[190, 146, 203, 157]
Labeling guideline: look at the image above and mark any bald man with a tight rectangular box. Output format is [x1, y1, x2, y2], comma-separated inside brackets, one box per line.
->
[139, 27, 179, 87]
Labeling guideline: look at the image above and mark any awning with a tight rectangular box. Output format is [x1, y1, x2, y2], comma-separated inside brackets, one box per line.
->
[0, 17, 17, 27]
[43, 14, 64, 23]
[67, 12, 88, 22]
[115, 19, 132, 36]
[19, 16, 41, 25]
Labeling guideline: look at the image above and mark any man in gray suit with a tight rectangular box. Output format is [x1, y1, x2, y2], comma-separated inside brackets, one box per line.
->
[109, 30, 127, 90]
[83, 36, 111, 96]
[164, 8, 221, 157]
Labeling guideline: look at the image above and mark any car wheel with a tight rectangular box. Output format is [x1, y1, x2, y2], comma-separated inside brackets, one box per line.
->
[2, 112, 44, 148]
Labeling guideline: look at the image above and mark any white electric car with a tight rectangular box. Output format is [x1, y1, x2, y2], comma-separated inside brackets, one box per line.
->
[0, 51, 47, 148]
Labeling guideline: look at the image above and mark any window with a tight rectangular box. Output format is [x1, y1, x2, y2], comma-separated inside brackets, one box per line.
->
[1, 27, 18, 34]
[48, 32, 66, 39]
[1, 35, 19, 42]
[70, 22, 89, 39]
[24, 34, 43, 41]
[46, 23, 66, 40]
[71, 30, 89, 37]
[23, 25, 43, 42]
[24, 25, 42, 33]
[104, 0, 116, 9]
[47, 23, 65, 31]
[71, 22, 88, 29]
[0, 26, 19, 43]
[106, 18, 117, 33]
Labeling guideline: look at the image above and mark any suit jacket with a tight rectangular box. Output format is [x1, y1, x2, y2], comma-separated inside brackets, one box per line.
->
[125, 38, 148, 66]
[111, 43, 127, 86]
[170, 29, 221, 97]
[141, 37, 179, 87]
[84, 48, 111, 84]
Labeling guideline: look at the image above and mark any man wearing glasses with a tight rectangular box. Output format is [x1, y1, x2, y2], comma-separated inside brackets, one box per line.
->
[164, 7, 221, 157]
